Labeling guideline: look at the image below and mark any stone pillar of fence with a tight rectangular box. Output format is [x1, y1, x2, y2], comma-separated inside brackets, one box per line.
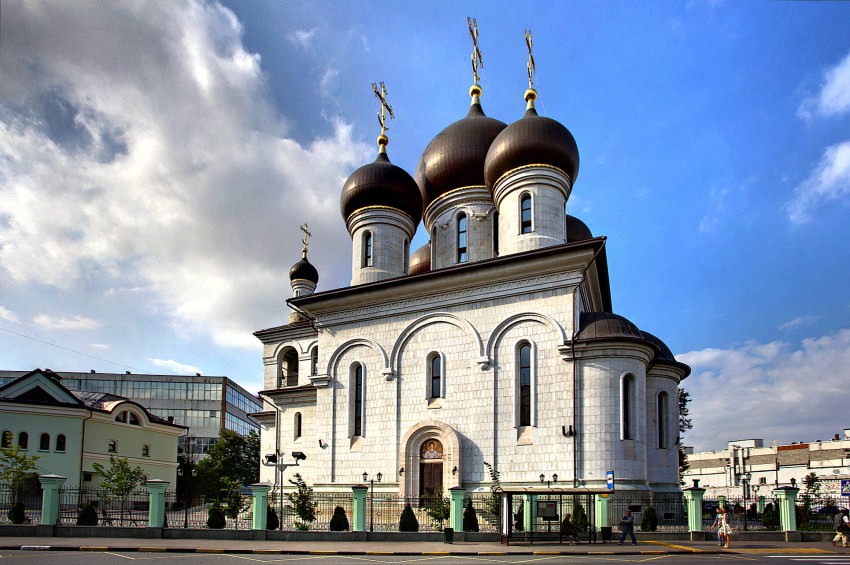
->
[38, 474, 67, 526]
[773, 486, 799, 532]
[683, 486, 706, 534]
[352, 485, 368, 532]
[146, 479, 169, 528]
[251, 484, 272, 530]
[757, 496, 766, 514]
[594, 494, 610, 534]
[523, 495, 533, 532]
[449, 487, 465, 532]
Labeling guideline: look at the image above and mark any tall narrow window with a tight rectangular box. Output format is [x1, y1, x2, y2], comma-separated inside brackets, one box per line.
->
[18, 432, 29, 450]
[294, 412, 302, 439]
[108, 439, 117, 452]
[657, 392, 668, 449]
[363, 232, 373, 267]
[457, 213, 468, 263]
[430, 355, 442, 398]
[353, 365, 363, 436]
[1, 431, 11, 448]
[39, 433, 50, 451]
[56, 434, 66, 452]
[493, 211, 499, 255]
[142, 444, 150, 457]
[403, 239, 410, 273]
[520, 194, 532, 234]
[622, 375, 635, 440]
[310, 347, 318, 376]
[519, 343, 531, 426]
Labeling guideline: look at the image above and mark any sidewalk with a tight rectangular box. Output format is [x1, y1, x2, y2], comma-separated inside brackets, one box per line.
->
[1, 535, 847, 555]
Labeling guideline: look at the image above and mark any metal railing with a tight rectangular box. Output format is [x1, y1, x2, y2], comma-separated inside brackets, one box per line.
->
[0, 487, 41, 525]
[701, 496, 781, 531]
[58, 487, 150, 527]
[609, 494, 688, 532]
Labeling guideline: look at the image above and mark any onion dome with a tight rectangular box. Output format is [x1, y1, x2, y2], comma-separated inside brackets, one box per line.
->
[484, 89, 579, 191]
[340, 149, 422, 226]
[576, 311, 643, 342]
[642, 331, 692, 376]
[566, 214, 593, 243]
[415, 85, 507, 212]
[408, 242, 431, 275]
[289, 254, 318, 285]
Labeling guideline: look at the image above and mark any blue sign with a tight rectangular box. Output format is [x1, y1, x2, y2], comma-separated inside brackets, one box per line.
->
[607, 471, 615, 491]
[841, 479, 850, 497]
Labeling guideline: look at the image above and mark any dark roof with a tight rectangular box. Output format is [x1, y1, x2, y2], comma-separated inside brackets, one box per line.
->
[576, 311, 643, 342]
[415, 102, 506, 212]
[289, 256, 319, 284]
[254, 319, 315, 339]
[566, 214, 593, 243]
[340, 151, 422, 226]
[484, 107, 580, 191]
[408, 241, 431, 275]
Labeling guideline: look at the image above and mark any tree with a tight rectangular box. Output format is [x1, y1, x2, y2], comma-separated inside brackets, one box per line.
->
[218, 478, 249, 529]
[0, 445, 40, 502]
[641, 505, 658, 532]
[571, 502, 589, 532]
[286, 473, 317, 530]
[329, 506, 350, 531]
[91, 455, 145, 525]
[424, 487, 451, 530]
[678, 388, 693, 485]
[195, 429, 260, 498]
[483, 461, 502, 525]
[399, 503, 419, 532]
[800, 472, 821, 527]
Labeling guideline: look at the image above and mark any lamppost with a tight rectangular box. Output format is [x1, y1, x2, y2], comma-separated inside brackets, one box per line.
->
[262, 451, 306, 529]
[740, 472, 751, 531]
[177, 466, 196, 528]
[540, 474, 558, 489]
[363, 472, 382, 532]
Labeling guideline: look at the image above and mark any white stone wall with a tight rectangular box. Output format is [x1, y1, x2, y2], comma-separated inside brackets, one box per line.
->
[645, 370, 681, 491]
[425, 188, 496, 269]
[346, 208, 416, 286]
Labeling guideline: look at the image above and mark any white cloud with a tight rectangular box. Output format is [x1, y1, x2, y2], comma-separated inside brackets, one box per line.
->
[149, 358, 202, 375]
[798, 49, 850, 120]
[678, 329, 850, 451]
[779, 315, 820, 331]
[34, 314, 99, 330]
[0, 306, 21, 323]
[286, 28, 317, 50]
[320, 67, 340, 101]
[87, 343, 110, 350]
[786, 140, 850, 224]
[0, 1, 366, 350]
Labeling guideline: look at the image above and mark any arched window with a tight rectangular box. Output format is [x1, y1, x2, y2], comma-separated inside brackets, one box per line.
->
[279, 348, 299, 387]
[403, 239, 410, 273]
[142, 444, 150, 457]
[457, 213, 468, 263]
[294, 412, 302, 439]
[18, 431, 29, 450]
[429, 354, 442, 399]
[0, 430, 11, 448]
[353, 364, 364, 437]
[657, 392, 668, 449]
[108, 439, 117, 453]
[39, 433, 50, 451]
[310, 346, 318, 376]
[55, 434, 66, 452]
[518, 343, 532, 426]
[362, 231, 373, 267]
[520, 194, 532, 234]
[622, 375, 635, 440]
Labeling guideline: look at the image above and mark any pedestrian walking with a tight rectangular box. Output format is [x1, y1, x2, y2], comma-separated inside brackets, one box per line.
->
[833, 508, 849, 548]
[717, 507, 732, 548]
[618, 509, 637, 545]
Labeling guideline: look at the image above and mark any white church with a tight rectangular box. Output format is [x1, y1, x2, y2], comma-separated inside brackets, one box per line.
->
[253, 33, 690, 499]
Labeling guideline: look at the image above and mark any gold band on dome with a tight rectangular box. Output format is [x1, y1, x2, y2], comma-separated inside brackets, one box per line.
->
[290, 279, 317, 284]
[492, 163, 571, 190]
[346, 205, 416, 223]
[424, 185, 487, 218]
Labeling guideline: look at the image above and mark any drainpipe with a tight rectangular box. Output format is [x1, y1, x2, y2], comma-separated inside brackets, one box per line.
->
[78, 408, 94, 490]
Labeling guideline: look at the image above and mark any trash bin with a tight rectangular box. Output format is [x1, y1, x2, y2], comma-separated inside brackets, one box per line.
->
[444, 527, 454, 544]
[601, 527, 612, 542]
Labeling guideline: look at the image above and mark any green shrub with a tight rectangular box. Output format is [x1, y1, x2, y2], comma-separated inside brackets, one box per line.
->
[267, 505, 279, 530]
[329, 506, 350, 531]
[77, 503, 98, 526]
[8, 501, 26, 524]
[641, 506, 658, 532]
[761, 503, 779, 530]
[207, 505, 226, 529]
[399, 503, 419, 532]
[571, 503, 588, 531]
[462, 499, 479, 532]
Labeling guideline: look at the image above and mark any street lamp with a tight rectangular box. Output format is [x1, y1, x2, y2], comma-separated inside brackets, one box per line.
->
[540, 473, 558, 488]
[363, 472, 382, 532]
[177, 466, 196, 528]
[740, 472, 751, 531]
[262, 451, 307, 529]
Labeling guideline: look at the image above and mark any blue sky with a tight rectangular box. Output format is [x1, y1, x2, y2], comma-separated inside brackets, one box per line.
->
[1, 1, 849, 451]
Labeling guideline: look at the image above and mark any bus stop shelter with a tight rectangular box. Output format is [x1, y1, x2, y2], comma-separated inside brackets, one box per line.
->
[499, 488, 612, 545]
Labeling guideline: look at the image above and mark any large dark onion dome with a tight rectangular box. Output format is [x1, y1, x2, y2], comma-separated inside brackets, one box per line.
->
[340, 148, 423, 227]
[566, 214, 593, 243]
[289, 254, 319, 285]
[484, 89, 580, 192]
[408, 241, 431, 275]
[415, 85, 507, 213]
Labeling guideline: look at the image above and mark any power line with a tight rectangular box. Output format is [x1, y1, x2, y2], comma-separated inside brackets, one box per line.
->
[0, 325, 150, 374]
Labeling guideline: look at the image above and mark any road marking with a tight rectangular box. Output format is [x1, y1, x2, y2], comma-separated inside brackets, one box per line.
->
[80, 546, 109, 551]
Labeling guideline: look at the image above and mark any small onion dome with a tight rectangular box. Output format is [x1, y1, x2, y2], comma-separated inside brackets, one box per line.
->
[576, 311, 643, 342]
[289, 255, 319, 285]
[408, 242, 431, 275]
[484, 90, 579, 192]
[642, 331, 692, 376]
[415, 86, 507, 212]
[340, 151, 423, 226]
[566, 214, 593, 243]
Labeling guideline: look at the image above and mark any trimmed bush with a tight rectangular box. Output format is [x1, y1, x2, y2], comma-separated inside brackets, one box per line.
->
[641, 506, 658, 532]
[761, 503, 780, 530]
[329, 506, 350, 531]
[267, 505, 279, 530]
[77, 503, 98, 526]
[399, 503, 419, 532]
[514, 506, 524, 531]
[8, 501, 26, 524]
[462, 499, 479, 532]
[207, 505, 226, 529]
[571, 503, 588, 531]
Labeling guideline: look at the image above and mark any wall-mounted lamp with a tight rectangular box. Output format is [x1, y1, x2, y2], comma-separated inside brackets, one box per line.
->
[540, 473, 558, 488]
[562, 425, 575, 438]
[399, 467, 404, 476]
[452, 466, 458, 476]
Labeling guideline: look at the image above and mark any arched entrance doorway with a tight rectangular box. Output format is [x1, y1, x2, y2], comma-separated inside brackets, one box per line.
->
[419, 439, 443, 499]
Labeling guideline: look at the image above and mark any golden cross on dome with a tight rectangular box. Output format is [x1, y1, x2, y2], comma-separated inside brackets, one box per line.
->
[468, 17, 483, 85]
[371, 81, 394, 139]
[525, 29, 536, 89]
[300, 223, 311, 257]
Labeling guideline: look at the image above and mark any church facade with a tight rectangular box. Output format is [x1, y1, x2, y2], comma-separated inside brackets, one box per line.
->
[254, 60, 689, 497]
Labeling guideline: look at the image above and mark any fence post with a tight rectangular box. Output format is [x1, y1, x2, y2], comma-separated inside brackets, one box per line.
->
[683, 486, 705, 535]
[146, 479, 169, 527]
[38, 474, 67, 525]
[773, 486, 799, 533]
[594, 494, 610, 535]
[352, 485, 368, 532]
[251, 484, 272, 530]
[523, 494, 533, 533]
[757, 496, 766, 514]
[449, 487, 465, 532]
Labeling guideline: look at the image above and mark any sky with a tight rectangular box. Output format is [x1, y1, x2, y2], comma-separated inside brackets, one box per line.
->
[1, 1, 849, 453]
